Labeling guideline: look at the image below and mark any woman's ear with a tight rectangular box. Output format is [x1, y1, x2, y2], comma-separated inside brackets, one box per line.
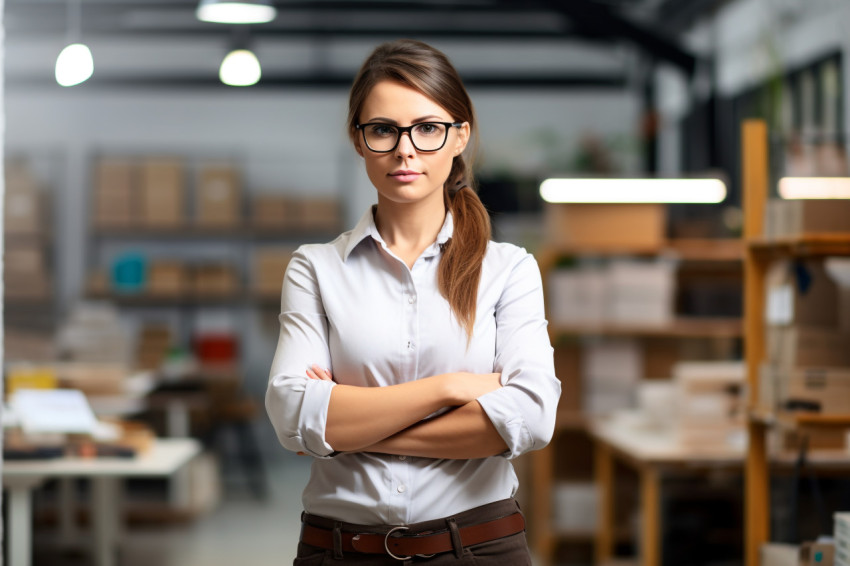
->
[453, 122, 471, 156]
[354, 137, 365, 158]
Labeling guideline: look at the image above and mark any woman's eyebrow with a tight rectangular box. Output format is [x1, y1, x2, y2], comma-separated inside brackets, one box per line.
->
[363, 115, 447, 124]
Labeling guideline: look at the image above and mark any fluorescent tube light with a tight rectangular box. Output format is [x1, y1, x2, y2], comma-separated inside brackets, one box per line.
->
[197, 0, 276, 24]
[55, 43, 94, 87]
[778, 177, 850, 199]
[539, 178, 727, 204]
[219, 48, 261, 86]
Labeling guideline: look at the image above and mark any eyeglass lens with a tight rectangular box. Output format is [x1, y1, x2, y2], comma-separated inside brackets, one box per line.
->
[363, 123, 449, 152]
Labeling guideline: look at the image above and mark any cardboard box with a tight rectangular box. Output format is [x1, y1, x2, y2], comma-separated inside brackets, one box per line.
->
[760, 543, 799, 566]
[544, 202, 666, 250]
[779, 199, 850, 238]
[147, 261, 188, 296]
[781, 367, 850, 415]
[140, 158, 185, 228]
[765, 259, 839, 327]
[195, 165, 241, 227]
[766, 326, 850, 370]
[799, 541, 835, 566]
[4, 244, 46, 277]
[606, 260, 676, 325]
[299, 197, 342, 233]
[192, 264, 240, 296]
[253, 248, 293, 297]
[251, 195, 297, 230]
[94, 158, 137, 228]
[5, 184, 44, 235]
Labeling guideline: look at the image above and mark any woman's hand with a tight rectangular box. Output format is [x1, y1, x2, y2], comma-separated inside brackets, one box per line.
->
[306, 364, 333, 381]
[443, 372, 502, 406]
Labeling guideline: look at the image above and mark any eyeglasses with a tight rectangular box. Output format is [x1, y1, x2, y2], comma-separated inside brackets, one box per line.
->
[356, 121, 464, 153]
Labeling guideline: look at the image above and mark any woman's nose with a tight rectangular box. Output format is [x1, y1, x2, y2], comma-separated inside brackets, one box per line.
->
[395, 132, 416, 157]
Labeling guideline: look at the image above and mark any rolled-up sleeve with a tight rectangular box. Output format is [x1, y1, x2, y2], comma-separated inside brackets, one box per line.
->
[477, 253, 561, 459]
[265, 248, 337, 458]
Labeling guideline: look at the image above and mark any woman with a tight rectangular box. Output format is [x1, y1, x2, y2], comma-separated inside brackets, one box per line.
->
[266, 39, 561, 565]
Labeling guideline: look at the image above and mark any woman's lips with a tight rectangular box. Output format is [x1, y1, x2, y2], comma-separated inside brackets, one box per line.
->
[390, 171, 421, 183]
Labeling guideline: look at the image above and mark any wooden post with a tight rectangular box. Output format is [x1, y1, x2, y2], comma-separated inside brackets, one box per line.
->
[595, 442, 614, 565]
[742, 119, 770, 566]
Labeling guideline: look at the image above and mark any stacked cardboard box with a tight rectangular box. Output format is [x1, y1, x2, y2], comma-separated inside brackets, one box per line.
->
[191, 264, 240, 297]
[136, 325, 173, 370]
[93, 158, 137, 229]
[195, 164, 241, 228]
[761, 258, 850, 450]
[672, 361, 745, 450]
[581, 338, 641, 414]
[250, 194, 342, 233]
[5, 161, 45, 236]
[799, 541, 836, 566]
[763, 198, 850, 240]
[5, 161, 51, 299]
[5, 243, 51, 299]
[251, 194, 297, 230]
[544, 202, 666, 250]
[140, 158, 185, 228]
[253, 247, 294, 297]
[56, 304, 132, 365]
[548, 259, 676, 327]
[836, 513, 849, 566]
[147, 261, 188, 297]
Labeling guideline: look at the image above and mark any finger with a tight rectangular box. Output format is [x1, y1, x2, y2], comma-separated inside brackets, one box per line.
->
[306, 368, 321, 380]
[311, 364, 332, 381]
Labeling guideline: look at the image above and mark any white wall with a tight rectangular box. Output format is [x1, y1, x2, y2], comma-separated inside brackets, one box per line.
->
[4, 79, 639, 397]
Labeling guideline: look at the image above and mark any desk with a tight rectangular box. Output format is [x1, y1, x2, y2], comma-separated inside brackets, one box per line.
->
[3, 438, 201, 566]
[590, 415, 744, 566]
[590, 415, 850, 566]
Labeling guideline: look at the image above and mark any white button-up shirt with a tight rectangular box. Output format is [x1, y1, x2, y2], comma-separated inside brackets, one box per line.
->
[266, 207, 560, 525]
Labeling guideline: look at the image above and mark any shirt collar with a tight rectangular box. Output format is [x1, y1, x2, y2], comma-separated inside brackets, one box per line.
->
[343, 206, 455, 261]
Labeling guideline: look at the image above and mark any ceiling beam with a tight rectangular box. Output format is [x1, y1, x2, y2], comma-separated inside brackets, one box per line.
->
[541, 0, 701, 75]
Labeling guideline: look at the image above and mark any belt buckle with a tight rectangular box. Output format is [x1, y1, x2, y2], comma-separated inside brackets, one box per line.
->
[383, 526, 436, 561]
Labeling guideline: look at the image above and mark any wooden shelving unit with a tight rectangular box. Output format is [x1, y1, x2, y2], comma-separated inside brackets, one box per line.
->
[742, 118, 850, 566]
[532, 230, 745, 565]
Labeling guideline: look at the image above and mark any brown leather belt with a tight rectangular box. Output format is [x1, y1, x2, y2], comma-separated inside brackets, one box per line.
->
[300, 511, 525, 560]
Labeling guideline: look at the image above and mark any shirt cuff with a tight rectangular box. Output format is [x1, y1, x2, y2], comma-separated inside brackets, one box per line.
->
[476, 388, 534, 460]
[300, 379, 337, 458]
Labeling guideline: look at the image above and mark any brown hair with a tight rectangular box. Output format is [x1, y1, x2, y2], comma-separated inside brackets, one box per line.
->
[347, 39, 491, 340]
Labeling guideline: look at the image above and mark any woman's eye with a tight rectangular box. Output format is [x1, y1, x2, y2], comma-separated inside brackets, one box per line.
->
[415, 124, 439, 135]
[369, 125, 396, 137]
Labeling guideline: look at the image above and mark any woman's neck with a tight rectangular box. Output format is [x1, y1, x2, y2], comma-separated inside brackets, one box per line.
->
[374, 197, 446, 268]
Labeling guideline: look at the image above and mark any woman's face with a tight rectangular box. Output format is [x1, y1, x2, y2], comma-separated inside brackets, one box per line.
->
[355, 80, 470, 208]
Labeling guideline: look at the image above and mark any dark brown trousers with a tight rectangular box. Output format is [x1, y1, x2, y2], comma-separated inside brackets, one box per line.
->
[293, 498, 531, 565]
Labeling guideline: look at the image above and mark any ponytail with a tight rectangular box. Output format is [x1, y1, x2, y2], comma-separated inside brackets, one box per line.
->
[440, 155, 490, 341]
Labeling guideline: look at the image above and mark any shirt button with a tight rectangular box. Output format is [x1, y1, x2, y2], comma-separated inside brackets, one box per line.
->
[408, 295, 416, 304]
[397, 485, 407, 493]
[398, 455, 407, 461]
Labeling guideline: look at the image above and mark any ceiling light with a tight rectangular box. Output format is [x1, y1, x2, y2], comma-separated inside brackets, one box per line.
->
[55, 43, 94, 87]
[56, 0, 93, 87]
[778, 177, 850, 199]
[219, 48, 262, 86]
[196, 0, 277, 24]
[539, 178, 727, 204]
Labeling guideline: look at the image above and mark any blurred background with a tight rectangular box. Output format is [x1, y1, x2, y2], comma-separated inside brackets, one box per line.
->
[3, 1, 850, 565]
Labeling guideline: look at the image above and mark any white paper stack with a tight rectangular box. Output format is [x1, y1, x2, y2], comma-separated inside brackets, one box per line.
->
[836, 513, 850, 566]
[607, 259, 677, 326]
[582, 338, 642, 414]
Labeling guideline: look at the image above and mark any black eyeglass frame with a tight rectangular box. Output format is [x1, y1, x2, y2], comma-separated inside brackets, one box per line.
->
[355, 121, 465, 153]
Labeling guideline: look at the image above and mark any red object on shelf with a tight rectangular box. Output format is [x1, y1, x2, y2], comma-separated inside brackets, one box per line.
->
[194, 334, 238, 364]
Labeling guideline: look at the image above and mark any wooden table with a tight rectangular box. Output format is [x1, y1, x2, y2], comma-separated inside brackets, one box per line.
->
[2, 438, 201, 566]
[589, 414, 745, 566]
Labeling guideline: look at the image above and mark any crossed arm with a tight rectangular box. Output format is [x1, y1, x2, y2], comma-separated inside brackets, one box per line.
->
[306, 365, 509, 459]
